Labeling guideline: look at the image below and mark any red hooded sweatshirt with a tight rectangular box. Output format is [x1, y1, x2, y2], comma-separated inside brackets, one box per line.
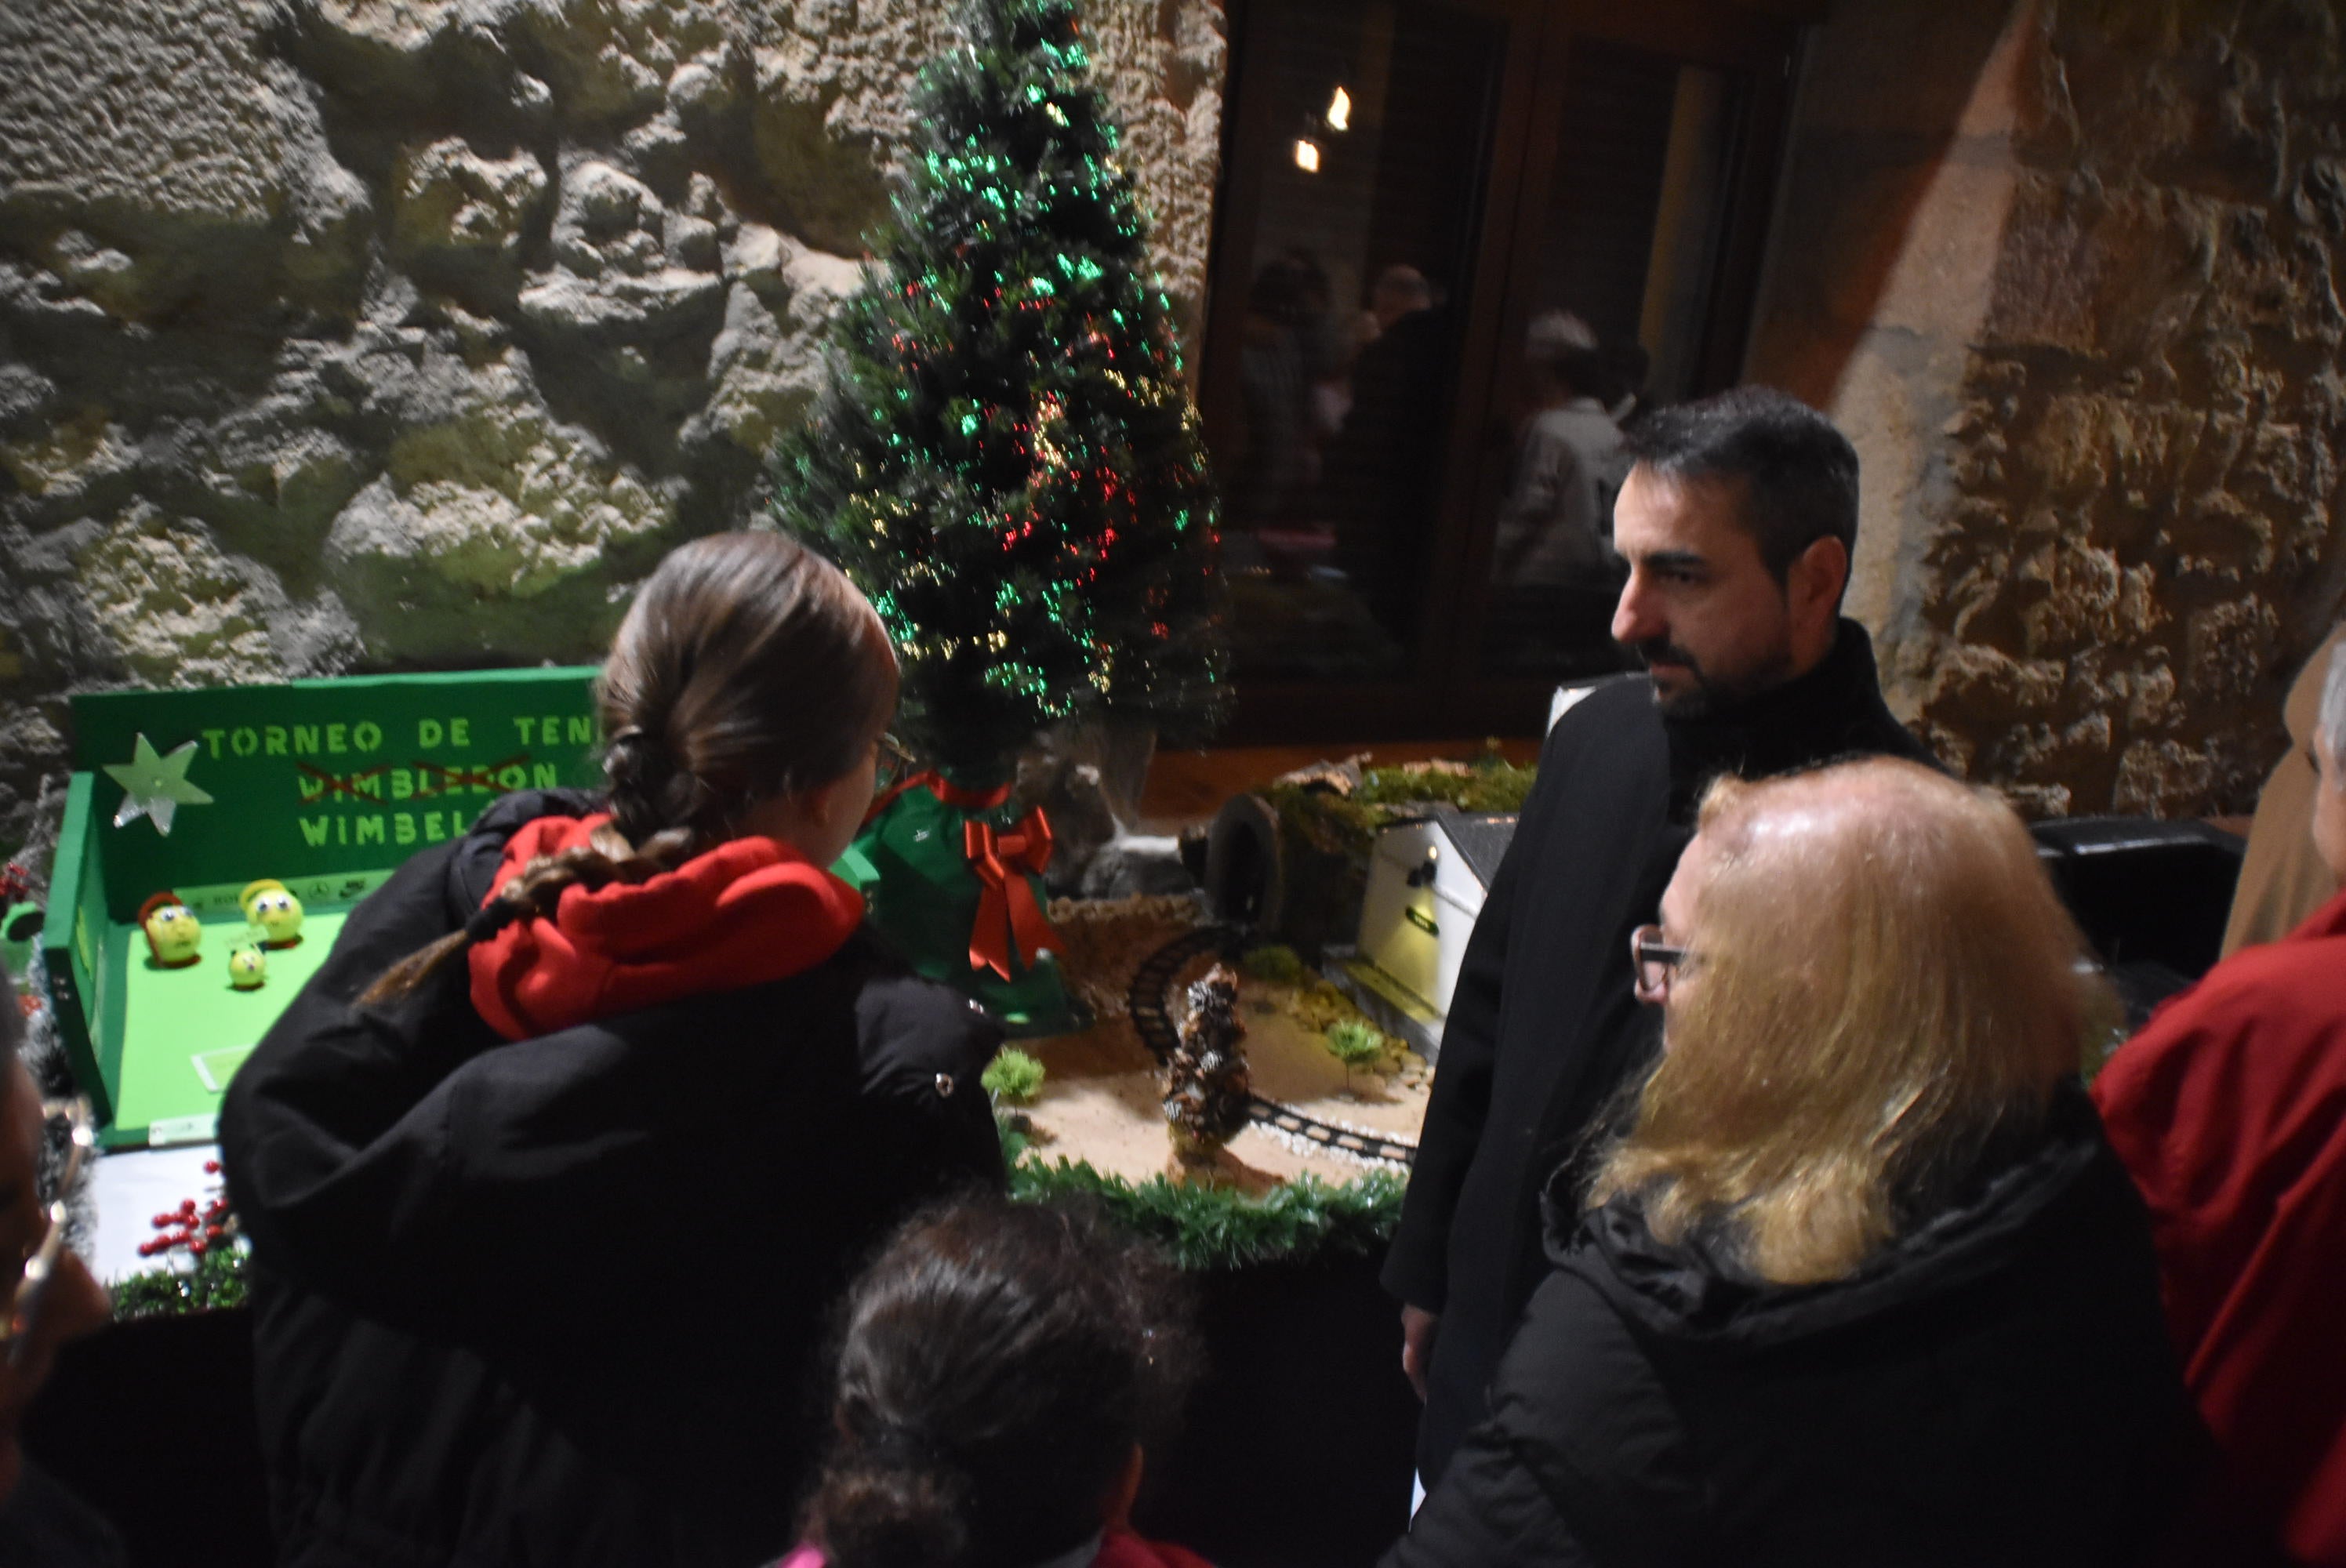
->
[468, 813, 866, 1041]
[2094, 884, 2346, 1564]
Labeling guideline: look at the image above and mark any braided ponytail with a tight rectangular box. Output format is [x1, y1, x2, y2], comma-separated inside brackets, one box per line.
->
[601, 728, 707, 848]
[357, 823, 706, 1006]
[359, 532, 899, 1010]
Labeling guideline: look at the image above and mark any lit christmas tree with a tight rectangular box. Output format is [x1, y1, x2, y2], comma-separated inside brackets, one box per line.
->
[777, 0, 1226, 777]
[775, 0, 1226, 1031]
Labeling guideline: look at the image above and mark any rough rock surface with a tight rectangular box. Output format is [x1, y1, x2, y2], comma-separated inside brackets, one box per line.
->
[0, 0, 1225, 854]
[1755, 0, 2346, 819]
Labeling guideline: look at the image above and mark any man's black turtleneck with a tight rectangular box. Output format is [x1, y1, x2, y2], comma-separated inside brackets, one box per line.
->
[1661, 618, 1930, 822]
[1386, 618, 1934, 1488]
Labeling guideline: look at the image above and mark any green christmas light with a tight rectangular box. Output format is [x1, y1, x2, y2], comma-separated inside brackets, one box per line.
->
[772, 0, 1227, 783]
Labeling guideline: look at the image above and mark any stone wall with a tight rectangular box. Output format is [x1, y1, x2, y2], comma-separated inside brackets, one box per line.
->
[0, 0, 1226, 857]
[1751, 0, 2346, 818]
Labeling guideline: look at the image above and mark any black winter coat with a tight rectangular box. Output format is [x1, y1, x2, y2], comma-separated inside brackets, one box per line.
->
[1385, 622, 1934, 1484]
[1387, 1087, 2199, 1567]
[220, 792, 1005, 1568]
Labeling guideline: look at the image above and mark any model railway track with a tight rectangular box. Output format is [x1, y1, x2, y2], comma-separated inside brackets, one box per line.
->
[1246, 1097, 1417, 1168]
[1128, 927, 1418, 1168]
[1126, 924, 1241, 1062]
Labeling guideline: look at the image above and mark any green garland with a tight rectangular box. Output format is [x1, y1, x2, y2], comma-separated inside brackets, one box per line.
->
[1001, 1117, 1405, 1272]
[104, 1122, 1405, 1319]
[111, 1243, 249, 1321]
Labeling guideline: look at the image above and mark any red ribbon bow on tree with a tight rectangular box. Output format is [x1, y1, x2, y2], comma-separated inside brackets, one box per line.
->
[964, 810, 1059, 980]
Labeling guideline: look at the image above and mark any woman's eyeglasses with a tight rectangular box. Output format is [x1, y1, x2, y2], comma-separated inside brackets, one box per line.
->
[0, 1097, 93, 1370]
[1629, 924, 1690, 1004]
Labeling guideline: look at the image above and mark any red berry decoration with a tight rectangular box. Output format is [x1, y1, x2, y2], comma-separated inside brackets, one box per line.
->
[203, 1160, 221, 1175]
[134, 1186, 241, 1271]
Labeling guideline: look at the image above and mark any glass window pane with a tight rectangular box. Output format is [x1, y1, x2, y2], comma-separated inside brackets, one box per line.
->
[1218, 0, 1507, 681]
[1479, 38, 1750, 682]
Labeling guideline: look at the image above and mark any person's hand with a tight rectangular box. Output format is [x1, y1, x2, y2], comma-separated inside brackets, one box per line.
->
[1400, 1304, 1439, 1402]
[0, 1214, 110, 1506]
[0, 1066, 111, 1505]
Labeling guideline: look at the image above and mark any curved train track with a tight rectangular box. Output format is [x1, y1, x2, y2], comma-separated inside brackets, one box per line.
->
[1125, 924, 1240, 1062]
[1127, 926, 1418, 1169]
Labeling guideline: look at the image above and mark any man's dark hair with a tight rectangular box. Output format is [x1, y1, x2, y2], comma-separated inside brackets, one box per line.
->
[1623, 386, 1859, 582]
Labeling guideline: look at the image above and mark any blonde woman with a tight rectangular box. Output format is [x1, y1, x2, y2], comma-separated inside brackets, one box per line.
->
[1389, 757, 2197, 1568]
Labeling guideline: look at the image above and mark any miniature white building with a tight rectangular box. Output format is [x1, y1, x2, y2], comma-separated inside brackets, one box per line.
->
[1335, 807, 1517, 1058]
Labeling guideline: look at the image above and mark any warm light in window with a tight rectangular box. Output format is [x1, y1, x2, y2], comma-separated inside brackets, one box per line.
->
[1293, 138, 1321, 172]
[1326, 86, 1352, 132]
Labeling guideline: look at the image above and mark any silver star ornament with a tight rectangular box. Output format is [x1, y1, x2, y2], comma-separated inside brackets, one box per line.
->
[103, 734, 215, 836]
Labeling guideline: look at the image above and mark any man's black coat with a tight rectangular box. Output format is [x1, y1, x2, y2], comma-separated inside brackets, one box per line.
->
[1383, 622, 1934, 1485]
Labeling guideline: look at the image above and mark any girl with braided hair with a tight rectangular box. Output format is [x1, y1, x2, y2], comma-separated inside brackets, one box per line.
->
[786, 1196, 1211, 1568]
[221, 532, 1005, 1568]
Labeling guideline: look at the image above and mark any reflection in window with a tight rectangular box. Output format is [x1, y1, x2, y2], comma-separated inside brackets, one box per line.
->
[1482, 40, 1749, 681]
[1217, 1, 1504, 681]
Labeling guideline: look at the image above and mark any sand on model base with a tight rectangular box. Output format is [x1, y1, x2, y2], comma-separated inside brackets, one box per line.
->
[1017, 898, 1430, 1189]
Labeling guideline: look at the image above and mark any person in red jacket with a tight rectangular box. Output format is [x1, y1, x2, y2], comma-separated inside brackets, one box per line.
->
[786, 1196, 1213, 1568]
[2094, 633, 2346, 1566]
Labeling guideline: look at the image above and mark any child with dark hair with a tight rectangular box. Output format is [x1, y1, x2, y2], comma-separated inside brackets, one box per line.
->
[790, 1197, 1211, 1568]
[222, 532, 1005, 1567]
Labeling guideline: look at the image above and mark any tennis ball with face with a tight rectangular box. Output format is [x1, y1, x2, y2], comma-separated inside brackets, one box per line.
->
[142, 903, 202, 967]
[227, 946, 267, 989]
[239, 881, 304, 947]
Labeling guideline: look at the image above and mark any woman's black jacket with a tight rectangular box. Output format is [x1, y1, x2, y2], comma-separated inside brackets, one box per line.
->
[220, 791, 1006, 1567]
[1387, 1087, 2199, 1567]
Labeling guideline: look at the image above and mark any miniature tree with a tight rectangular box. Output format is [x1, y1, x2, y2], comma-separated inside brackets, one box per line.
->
[1237, 944, 1312, 988]
[982, 1047, 1048, 1105]
[1163, 965, 1251, 1163]
[773, 0, 1228, 1031]
[1323, 1018, 1386, 1094]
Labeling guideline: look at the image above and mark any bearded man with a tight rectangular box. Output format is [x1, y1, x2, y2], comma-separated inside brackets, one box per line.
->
[1386, 386, 1935, 1490]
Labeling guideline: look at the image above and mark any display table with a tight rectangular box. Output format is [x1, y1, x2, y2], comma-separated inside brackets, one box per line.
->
[34, 672, 1428, 1566]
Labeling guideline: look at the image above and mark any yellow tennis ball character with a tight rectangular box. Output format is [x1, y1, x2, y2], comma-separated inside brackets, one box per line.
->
[239, 880, 305, 947]
[139, 895, 202, 967]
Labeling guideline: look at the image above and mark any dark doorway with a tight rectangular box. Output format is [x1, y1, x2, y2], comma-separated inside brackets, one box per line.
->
[1201, 0, 1807, 741]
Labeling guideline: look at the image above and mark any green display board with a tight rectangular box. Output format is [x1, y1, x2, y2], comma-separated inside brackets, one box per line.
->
[45, 669, 604, 1146]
